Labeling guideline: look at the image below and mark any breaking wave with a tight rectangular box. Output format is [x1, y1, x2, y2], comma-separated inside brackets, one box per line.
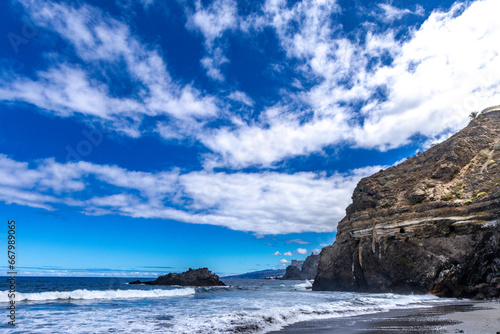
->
[0, 288, 195, 302]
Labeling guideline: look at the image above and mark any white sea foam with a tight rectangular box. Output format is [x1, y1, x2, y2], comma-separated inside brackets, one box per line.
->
[168, 293, 445, 333]
[0, 288, 195, 302]
[1, 280, 456, 334]
[293, 280, 313, 289]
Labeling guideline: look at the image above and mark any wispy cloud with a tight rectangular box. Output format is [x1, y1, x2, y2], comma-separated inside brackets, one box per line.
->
[186, 0, 238, 81]
[0, 154, 383, 234]
[228, 91, 255, 107]
[286, 239, 309, 245]
[1, 0, 218, 138]
[374, 4, 425, 23]
[3, 0, 500, 170]
[200, 0, 500, 168]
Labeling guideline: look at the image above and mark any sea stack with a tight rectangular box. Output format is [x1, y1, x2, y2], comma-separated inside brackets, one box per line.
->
[130, 268, 226, 287]
[281, 253, 320, 280]
[313, 108, 500, 299]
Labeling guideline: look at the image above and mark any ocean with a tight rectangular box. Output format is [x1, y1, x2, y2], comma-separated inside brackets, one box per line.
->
[0, 276, 453, 333]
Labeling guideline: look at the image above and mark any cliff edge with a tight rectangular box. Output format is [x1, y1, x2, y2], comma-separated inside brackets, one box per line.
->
[313, 109, 500, 299]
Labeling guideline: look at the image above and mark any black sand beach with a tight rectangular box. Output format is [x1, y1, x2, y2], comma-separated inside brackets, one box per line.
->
[271, 301, 500, 334]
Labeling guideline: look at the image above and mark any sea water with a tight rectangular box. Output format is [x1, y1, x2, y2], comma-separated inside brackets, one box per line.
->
[0, 276, 452, 333]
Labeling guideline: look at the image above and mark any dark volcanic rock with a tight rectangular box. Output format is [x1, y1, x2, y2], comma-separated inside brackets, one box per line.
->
[131, 268, 225, 287]
[282, 265, 302, 280]
[282, 254, 320, 280]
[313, 108, 500, 299]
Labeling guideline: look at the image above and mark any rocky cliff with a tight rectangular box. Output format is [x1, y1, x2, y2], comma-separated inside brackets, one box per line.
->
[281, 254, 320, 280]
[313, 108, 500, 299]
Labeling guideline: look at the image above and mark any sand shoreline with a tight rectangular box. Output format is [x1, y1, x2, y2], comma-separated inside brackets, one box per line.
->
[441, 301, 500, 334]
[271, 300, 499, 334]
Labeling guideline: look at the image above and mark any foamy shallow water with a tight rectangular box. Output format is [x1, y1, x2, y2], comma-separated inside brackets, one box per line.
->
[0, 277, 454, 333]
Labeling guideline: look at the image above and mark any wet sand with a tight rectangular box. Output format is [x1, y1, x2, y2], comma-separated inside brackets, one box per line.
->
[271, 301, 499, 334]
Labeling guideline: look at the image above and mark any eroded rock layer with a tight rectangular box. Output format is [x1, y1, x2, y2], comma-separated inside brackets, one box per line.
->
[313, 109, 500, 299]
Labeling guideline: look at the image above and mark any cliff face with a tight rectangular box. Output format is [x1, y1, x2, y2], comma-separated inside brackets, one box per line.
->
[282, 254, 320, 280]
[313, 109, 500, 299]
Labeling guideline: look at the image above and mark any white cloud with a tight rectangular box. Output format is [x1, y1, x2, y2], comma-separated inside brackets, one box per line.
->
[199, 0, 500, 167]
[201, 109, 351, 168]
[296, 248, 308, 255]
[0, 155, 383, 234]
[319, 243, 328, 247]
[187, 0, 238, 45]
[273, 251, 282, 256]
[0, 0, 218, 138]
[186, 0, 238, 80]
[279, 259, 289, 264]
[4, 0, 499, 169]
[354, 0, 500, 151]
[375, 4, 424, 23]
[286, 239, 309, 244]
[228, 91, 255, 107]
[283, 251, 293, 256]
[201, 49, 229, 81]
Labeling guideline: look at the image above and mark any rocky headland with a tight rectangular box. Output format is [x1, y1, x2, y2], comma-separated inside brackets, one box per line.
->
[281, 253, 320, 280]
[222, 269, 286, 279]
[130, 268, 225, 287]
[313, 108, 500, 299]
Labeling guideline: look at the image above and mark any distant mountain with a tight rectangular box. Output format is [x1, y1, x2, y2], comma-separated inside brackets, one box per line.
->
[221, 269, 286, 279]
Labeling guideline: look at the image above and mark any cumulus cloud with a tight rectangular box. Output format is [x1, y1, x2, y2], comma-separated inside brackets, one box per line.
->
[296, 248, 308, 255]
[279, 259, 289, 264]
[0, 155, 383, 234]
[273, 251, 282, 256]
[283, 251, 293, 256]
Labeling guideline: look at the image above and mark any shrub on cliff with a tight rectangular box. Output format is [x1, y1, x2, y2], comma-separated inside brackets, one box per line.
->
[441, 193, 453, 201]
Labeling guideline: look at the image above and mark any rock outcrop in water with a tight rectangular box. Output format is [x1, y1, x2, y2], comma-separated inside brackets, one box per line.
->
[130, 268, 225, 287]
[313, 108, 500, 299]
[281, 254, 320, 280]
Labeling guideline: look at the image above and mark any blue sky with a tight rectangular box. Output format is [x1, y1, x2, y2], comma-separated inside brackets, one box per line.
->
[0, 0, 499, 277]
